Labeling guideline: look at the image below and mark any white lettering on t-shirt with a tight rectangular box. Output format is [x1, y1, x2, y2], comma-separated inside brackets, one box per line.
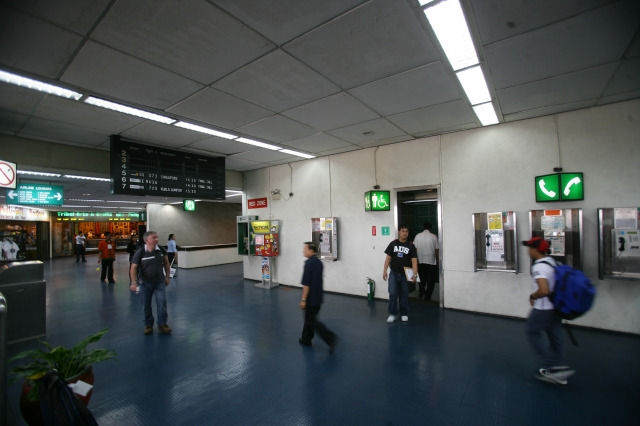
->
[394, 246, 410, 255]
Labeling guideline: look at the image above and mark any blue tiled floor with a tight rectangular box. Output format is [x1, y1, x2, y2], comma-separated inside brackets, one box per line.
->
[5, 253, 640, 425]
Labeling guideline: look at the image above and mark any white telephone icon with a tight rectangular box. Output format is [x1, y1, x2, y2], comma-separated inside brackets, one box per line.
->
[563, 177, 581, 196]
[538, 179, 556, 198]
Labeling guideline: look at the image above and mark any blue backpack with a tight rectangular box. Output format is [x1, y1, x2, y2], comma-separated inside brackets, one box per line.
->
[540, 261, 596, 320]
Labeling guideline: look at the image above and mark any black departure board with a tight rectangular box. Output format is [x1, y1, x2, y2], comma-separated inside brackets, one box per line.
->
[110, 135, 225, 199]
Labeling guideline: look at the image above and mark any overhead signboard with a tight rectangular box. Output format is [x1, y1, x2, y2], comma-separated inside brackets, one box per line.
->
[535, 172, 584, 202]
[6, 184, 64, 206]
[55, 211, 146, 221]
[0, 159, 17, 189]
[110, 135, 225, 200]
[364, 191, 391, 211]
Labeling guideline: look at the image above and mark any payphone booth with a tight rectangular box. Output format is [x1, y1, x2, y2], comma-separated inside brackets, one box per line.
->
[311, 217, 338, 261]
[529, 208, 583, 269]
[472, 211, 518, 273]
[250, 220, 280, 288]
[598, 207, 640, 280]
[237, 216, 258, 255]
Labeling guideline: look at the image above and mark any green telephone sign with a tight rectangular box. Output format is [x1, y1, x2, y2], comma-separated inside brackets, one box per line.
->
[535, 173, 583, 202]
[364, 191, 391, 211]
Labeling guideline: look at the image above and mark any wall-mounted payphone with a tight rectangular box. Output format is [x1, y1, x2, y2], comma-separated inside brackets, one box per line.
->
[311, 217, 338, 261]
[472, 211, 518, 272]
[237, 216, 258, 255]
[598, 207, 640, 280]
[529, 208, 583, 269]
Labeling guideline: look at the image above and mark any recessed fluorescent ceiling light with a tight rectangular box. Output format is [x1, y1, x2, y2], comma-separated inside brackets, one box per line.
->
[225, 193, 241, 197]
[236, 137, 281, 150]
[18, 170, 62, 177]
[174, 122, 236, 139]
[0, 69, 82, 100]
[280, 149, 315, 159]
[473, 102, 499, 126]
[84, 97, 175, 124]
[63, 174, 110, 182]
[226, 190, 243, 195]
[424, 0, 478, 71]
[456, 66, 491, 105]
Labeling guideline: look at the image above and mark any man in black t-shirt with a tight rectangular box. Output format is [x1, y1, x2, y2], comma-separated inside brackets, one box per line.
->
[382, 226, 418, 323]
[129, 231, 172, 335]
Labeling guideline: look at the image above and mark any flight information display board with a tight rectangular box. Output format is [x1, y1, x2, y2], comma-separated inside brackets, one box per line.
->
[110, 135, 225, 199]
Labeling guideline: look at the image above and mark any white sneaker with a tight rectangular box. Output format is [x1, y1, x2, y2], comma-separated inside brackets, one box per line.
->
[386, 315, 396, 323]
[535, 368, 574, 385]
[401, 316, 408, 322]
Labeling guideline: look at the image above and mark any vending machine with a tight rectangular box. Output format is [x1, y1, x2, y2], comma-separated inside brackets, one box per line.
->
[250, 220, 280, 288]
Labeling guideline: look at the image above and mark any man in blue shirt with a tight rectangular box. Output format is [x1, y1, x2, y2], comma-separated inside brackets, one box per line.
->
[299, 241, 337, 352]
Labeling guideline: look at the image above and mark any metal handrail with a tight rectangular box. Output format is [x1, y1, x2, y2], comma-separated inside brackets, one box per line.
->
[0, 292, 8, 426]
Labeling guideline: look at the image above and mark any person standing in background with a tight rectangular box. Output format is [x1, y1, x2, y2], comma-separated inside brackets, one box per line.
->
[97, 232, 116, 283]
[75, 231, 87, 263]
[299, 241, 337, 352]
[167, 233, 178, 277]
[127, 235, 138, 263]
[413, 222, 439, 301]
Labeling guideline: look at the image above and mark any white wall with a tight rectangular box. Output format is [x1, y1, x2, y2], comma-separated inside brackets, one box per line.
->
[243, 99, 640, 335]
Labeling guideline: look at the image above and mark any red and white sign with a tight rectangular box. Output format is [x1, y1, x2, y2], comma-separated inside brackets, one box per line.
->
[0, 159, 17, 189]
[248, 197, 268, 209]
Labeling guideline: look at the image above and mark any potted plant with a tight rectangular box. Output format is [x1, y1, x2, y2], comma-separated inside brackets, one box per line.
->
[10, 328, 117, 425]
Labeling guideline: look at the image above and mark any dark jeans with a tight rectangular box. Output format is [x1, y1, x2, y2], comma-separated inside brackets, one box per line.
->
[301, 305, 337, 347]
[76, 244, 86, 262]
[101, 258, 115, 282]
[526, 308, 565, 368]
[418, 263, 438, 299]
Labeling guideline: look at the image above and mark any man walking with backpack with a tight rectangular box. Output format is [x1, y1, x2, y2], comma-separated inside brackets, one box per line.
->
[523, 237, 575, 385]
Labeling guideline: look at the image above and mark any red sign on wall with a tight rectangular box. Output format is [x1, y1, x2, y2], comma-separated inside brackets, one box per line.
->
[248, 197, 268, 209]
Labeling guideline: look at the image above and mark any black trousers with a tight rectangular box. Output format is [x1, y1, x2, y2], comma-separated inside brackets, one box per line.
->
[301, 305, 337, 346]
[76, 244, 86, 261]
[417, 263, 438, 299]
[101, 259, 115, 282]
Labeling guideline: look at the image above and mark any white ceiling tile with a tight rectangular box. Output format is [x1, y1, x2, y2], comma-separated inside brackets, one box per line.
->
[92, 0, 275, 84]
[236, 114, 316, 143]
[61, 41, 203, 109]
[210, 0, 365, 46]
[284, 0, 440, 88]
[121, 121, 208, 149]
[349, 63, 460, 116]
[485, 1, 640, 89]
[388, 100, 476, 134]
[282, 92, 379, 131]
[168, 87, 273, 131]
[213, 50, 340, 112]
[327, 119, 406, 144]
[0, 7, 83, 78]
[497, 64, 618, 113]
[282, 132, 354, 153]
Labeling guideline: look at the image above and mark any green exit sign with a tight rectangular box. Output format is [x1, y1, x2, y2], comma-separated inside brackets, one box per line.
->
[365, 191, 391, 211]
[183, 199, 196, 211]
[535, 173, 584, 202]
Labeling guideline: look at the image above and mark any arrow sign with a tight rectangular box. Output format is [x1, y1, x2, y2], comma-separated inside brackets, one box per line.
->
[5, 183, 64, 206]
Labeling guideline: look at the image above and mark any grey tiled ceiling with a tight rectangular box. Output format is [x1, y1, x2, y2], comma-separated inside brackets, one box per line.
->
[0, 0, 638, 208]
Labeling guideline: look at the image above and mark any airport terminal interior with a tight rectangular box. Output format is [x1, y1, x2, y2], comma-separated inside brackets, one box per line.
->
[3, 253, 639, 425]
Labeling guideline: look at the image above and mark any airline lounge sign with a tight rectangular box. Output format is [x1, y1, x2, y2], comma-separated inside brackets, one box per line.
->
[6, 184, 64, 206]
[535, 173, 584, 202]
[6, 183, 64, 206]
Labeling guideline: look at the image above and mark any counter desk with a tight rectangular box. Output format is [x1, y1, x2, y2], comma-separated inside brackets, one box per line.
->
[177, 244, 240, 268]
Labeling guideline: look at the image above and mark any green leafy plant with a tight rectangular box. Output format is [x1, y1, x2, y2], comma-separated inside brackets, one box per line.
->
[10, 328, 117, 400]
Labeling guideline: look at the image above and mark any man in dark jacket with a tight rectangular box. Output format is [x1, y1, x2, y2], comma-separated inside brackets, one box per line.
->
[299, 241, 337, 352]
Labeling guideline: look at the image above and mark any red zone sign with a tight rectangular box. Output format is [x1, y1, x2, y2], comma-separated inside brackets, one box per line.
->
[248, 197, 268, 209]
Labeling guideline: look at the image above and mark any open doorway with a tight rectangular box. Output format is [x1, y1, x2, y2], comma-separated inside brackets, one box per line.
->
[397, 186, 442, 306]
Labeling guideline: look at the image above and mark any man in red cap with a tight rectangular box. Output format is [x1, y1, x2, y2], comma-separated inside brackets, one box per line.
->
[522, 237, 575, 385]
